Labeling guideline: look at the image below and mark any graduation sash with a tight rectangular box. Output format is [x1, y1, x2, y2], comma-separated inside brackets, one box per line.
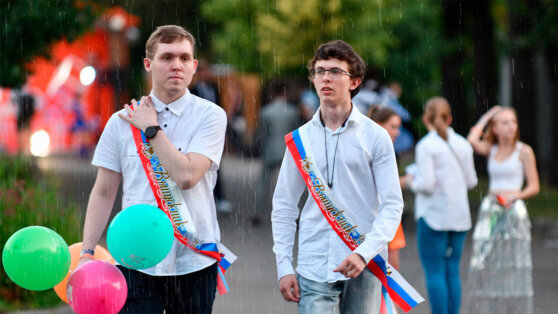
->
[131, 123, 235, 295]
[285, 128, 423, 312]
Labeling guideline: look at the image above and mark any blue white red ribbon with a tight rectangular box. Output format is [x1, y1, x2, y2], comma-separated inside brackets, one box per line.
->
[130, 121, 235, 295]
[285, 128, 423, 312]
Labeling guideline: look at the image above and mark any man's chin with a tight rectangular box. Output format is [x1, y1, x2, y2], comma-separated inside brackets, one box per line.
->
[166, 84, 186, 93]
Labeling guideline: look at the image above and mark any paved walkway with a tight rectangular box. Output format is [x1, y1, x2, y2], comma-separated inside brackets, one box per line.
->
[10, 154, 558, 313]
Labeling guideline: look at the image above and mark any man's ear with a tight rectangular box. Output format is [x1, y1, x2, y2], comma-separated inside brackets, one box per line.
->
[192, 59, 198, 75]
[144, 58, 152, 72]
[349, 77, 362, 91]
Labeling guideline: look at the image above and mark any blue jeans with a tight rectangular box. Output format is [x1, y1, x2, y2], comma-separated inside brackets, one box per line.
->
[417, 218, 467, 314]
[297, 269, 381, 314]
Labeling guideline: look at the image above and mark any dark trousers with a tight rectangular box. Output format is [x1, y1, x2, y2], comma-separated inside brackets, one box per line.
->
[117, 263, 217, 314]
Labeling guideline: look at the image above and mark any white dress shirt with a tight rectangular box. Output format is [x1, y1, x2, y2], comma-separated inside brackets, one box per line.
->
[410, 128, 477, 231]
[92, 89, 227, 276]
[272, 105, 403, 283]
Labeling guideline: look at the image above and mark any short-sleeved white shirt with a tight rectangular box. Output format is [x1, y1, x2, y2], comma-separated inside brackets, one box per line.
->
[92, 89, 227, 276]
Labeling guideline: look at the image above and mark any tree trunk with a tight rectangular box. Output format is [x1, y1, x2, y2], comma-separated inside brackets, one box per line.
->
[441, 0, 467, 134]
[546, 45, 558, 184]
[509, 2, 537, 161]
[471, 0, 497, 116]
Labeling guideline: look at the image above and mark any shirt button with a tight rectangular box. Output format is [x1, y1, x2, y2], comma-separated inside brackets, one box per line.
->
[178, 148, 182, 151]
[166, 107, 169, 111]
[164, 124, 168, 128]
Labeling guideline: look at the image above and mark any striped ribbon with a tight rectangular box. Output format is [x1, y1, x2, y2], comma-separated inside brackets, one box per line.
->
[130, 122, 233, 295]
[285, 128, 424, 312]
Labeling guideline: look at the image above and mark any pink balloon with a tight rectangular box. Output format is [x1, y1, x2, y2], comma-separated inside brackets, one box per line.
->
[67, 260, 128, 314]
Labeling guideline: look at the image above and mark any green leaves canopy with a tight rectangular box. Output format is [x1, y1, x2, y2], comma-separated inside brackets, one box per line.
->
[0, 1, 97, 88]
[202, 0, 403, 75]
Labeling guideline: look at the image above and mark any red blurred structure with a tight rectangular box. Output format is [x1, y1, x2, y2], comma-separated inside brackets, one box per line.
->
[0, 7, 139, 156]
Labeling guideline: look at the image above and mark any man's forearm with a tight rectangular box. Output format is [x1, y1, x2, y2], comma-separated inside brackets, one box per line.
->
[148, 132, 204, 189]
[82, 185, 119, 252]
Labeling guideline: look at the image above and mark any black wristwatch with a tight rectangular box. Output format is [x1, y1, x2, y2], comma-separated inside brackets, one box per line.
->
[144, 125, 162, 139]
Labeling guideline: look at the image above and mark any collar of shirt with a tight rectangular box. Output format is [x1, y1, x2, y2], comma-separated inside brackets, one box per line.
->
[310, 102, 364, 132]
[272, 107, 404, 282]
[149, 89, 192, 116]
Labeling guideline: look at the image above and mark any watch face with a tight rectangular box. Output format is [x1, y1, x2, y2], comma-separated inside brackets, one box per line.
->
[145, 127, 156, 138]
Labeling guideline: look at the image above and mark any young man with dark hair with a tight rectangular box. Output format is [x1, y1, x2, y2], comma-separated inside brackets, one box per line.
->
[79, 25, 233, 313]
[272, 40, 404, 313]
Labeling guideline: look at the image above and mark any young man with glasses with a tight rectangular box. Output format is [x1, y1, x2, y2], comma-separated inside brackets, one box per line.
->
[271, 40, 404, 313]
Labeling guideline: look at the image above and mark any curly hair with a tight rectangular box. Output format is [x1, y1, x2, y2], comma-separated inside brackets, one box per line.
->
[307, 40, 365, 98]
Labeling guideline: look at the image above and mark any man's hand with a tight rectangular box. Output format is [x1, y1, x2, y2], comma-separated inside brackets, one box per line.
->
[333, 253, 366, 279]
[118, 96, 158, 132]
[76, 256, 94, 268]
[279, 274, 300, 302]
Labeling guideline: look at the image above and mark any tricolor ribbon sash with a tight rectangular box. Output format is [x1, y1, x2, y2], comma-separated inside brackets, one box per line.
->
[130, 122, 235, 295]
[285, 128, 424, 312]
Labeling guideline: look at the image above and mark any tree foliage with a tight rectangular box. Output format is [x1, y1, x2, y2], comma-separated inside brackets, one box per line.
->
[202, 0, 402, 75]
[202, 0, 442, 117]
[0, 1, 97, 88]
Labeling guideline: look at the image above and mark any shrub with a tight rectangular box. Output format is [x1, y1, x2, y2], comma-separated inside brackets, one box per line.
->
[0, 155, 82, 311]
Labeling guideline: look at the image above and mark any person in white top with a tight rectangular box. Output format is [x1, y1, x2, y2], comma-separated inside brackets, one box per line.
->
[367, 105, 406, 271]
[272, 40, 403, 313]
[78, 25, 227, 313]
[465, 106, 539, 314]
[401, 96, 477, 314]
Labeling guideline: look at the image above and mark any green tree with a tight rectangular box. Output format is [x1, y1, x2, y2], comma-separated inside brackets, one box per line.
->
[202, 0, 442, 122]
[0, 1, 97, 88]
[201, 0, 264, 73]
[203, 0, 401, 76]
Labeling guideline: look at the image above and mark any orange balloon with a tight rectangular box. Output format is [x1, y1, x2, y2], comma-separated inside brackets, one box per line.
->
[53, 242, 115, 303]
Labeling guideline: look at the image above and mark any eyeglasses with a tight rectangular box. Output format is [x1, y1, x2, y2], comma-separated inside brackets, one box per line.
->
[311, 67, 352, 79]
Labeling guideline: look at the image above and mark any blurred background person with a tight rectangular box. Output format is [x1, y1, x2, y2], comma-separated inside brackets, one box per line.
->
[298, 87, 319, 123]
[354, 79, 415, 155]
[16, 93, 36, 155]
[379, 81, 414, 155]
[352, 78, 382, 115]
[252, 80, 301, 225]
[465, 106, 539, 314]
[367, 105, 406, 271]
[401, 96, 477, 314]
[191, 59, 219, 105]
[191, 59, 232, 213]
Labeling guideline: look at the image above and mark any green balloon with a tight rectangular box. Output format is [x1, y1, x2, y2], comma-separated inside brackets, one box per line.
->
[107, 204, 174, 270]
[2, 226, 70, 291]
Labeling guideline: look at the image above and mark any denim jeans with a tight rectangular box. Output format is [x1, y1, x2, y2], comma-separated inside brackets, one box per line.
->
[417, 218, 467, 314]
[297, 269, 381, 314]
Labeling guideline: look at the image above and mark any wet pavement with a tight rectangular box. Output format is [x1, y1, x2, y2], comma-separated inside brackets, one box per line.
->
[13, 154, 558, 313]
